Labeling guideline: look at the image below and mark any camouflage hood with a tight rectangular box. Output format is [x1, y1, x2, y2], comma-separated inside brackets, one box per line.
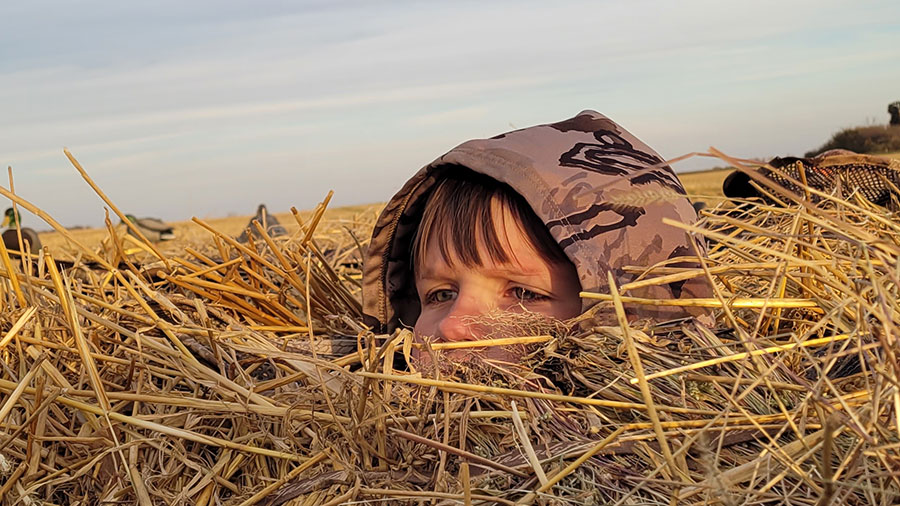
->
[362, 110, 711, 332]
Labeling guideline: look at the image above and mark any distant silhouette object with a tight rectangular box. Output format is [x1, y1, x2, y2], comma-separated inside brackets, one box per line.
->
[123, 215, 176, 242]
[890, 101, 900, 126]
[723, 149, 900, 208]
[2, 207, 42, 254]
[237, 204, 287, 243]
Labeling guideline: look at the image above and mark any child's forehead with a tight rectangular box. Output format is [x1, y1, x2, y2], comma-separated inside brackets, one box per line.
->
[417, 245, 549, 278]
[439, 197, 530, 239]
[422, 216, 548, 270]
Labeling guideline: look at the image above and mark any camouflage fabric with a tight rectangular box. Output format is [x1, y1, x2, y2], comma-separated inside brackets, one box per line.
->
[723, 149, 900, 209]
[362, 110, 711, 332]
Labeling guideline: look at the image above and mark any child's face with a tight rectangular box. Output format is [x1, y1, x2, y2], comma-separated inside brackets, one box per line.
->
[413, 206, 582, 361]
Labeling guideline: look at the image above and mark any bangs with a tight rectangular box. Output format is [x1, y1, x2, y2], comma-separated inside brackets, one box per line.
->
[411, 168, 569, 272]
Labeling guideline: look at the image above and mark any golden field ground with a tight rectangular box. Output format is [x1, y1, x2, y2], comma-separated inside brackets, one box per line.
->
[30, 151, 900, 257]
[35, 203, 383, 262]
[32, 168, 730, 257]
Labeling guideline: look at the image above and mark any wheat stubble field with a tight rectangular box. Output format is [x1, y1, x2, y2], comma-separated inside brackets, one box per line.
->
[35, 167, 737, 257]
[35, 203, 382, 261]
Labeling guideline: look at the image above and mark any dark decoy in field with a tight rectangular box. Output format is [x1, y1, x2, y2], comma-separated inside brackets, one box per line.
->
[2, 207, 42, 255]
[237, 204, 287, 243]
[723, 150, 900, 209]
[123, 215, 176, 242]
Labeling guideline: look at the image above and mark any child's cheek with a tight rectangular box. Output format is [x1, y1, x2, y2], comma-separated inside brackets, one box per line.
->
[411, 309, 440, 368]
[413, 307, 438, 341]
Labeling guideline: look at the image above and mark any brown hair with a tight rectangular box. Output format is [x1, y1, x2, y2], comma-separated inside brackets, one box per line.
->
[411, 167, 570, 273]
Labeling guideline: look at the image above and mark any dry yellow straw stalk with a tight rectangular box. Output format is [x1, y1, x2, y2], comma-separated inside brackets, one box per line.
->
[630, 334, 852, 384]
[580, 292, 820, 309]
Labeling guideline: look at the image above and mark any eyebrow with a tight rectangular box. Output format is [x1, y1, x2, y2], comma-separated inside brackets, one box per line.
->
[416, 264, 547, 281]
[481, 266, 546, 278]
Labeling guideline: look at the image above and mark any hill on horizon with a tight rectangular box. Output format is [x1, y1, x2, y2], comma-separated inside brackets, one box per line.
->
[805, 124, 900, 157]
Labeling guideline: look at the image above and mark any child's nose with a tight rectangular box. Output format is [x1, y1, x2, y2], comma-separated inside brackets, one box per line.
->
[437, 294, 492, 342]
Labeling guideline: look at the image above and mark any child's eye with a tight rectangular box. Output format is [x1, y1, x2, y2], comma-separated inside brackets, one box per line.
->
[511, 287, 549, 302]
[425, 289, 456, 305]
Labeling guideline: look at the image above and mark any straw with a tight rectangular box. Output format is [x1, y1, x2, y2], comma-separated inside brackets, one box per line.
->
[630, 334, 852, 384]
[580, 292, 820, 309]
[0, 147, 897, 504]
[0, 306, 35, 350]
[608, 271, 686, 482]
[360, 371, 720, 415]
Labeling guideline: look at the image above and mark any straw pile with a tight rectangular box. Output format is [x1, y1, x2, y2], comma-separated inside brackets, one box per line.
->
[0, 151, 898, 505]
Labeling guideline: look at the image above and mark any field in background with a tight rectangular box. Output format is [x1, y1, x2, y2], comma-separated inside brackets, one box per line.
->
[36, 203, 383, 261]
[675, 167, 731, 207]
[30, 151, 900, 256]
[35, 169, 729, 258]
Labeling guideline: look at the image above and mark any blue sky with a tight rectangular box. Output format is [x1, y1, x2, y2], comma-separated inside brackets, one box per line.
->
[2, 0, 898, 228]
